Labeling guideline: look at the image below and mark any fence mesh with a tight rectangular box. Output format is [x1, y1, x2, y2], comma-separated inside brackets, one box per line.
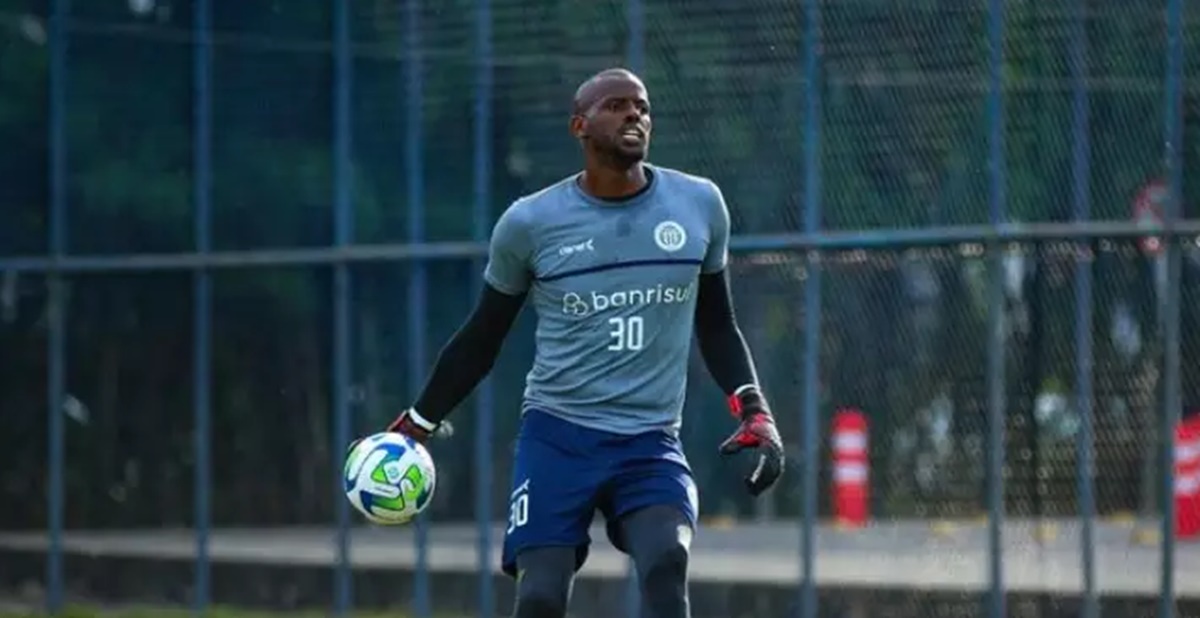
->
[2, 0, 1199, 616]
[0, 1, 48, 257]
[823, 3, 989, 230]
[62, 2, 193, 254]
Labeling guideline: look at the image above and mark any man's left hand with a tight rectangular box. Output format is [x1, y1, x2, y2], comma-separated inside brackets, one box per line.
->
[718, 386, 785, 496]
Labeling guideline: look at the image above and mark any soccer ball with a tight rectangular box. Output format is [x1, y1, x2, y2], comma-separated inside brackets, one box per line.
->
[343, 432, 436, 525]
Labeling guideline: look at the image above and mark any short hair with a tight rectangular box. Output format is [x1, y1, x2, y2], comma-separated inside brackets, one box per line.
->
[572, 68, 643, 115]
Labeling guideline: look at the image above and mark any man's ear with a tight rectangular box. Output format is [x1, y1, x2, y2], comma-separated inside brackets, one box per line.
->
[569, 115, 586, 139]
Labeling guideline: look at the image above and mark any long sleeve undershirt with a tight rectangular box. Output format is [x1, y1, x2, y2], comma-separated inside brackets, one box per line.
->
[692, 269, 761, 395]
[411, 284, 526, 423]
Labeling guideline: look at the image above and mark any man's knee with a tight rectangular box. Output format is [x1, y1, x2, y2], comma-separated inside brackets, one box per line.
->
[639, 536, 689, 584]
[512, 547, 576, 618]
[624, 508, 691, 618]
[621, 505, 692, 595]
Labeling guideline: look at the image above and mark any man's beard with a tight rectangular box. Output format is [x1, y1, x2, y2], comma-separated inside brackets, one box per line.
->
[593, 139, 646, 169]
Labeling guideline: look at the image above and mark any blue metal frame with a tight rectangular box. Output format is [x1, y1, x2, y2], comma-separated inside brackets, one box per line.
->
[985, 0, 1007, 616]
[25, 2, 1193, 615]
[331, 0, 355, 614]
[799, 0, 822, 616]
[403, 0, 432, 615]
[1158, 0, 1184, 615]
[46, 0, 69, 613]
[1068, 0, 1096, 615]
[624, 3, 645, 613]
[473, 0, 495, 615]
[7, 219, 1197, 277]
[192, 0, 214, 612]
[626, 0, 644, 74]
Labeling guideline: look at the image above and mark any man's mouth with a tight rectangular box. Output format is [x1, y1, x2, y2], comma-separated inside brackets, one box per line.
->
[619, 127, 645, 146]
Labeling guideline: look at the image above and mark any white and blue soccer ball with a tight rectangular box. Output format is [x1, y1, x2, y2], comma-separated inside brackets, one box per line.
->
[343, 432, 437, 525]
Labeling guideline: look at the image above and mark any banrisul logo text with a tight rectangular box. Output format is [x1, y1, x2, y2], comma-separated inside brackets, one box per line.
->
[561, 283, 693, 317]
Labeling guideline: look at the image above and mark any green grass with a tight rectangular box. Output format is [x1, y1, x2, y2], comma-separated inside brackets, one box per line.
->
[0, 606, 459, 618]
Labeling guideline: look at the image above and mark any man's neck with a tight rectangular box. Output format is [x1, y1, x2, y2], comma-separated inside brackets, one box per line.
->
[579, 163, 648, 200]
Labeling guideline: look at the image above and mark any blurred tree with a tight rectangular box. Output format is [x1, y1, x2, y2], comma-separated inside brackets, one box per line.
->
[0, 0, 1197, 527]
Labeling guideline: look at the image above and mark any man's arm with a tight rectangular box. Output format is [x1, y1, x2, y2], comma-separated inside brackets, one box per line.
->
[694, 180, 760, 398]
[385, 201, 533, 440]
[694, 268, 785, 496]
[693, 269, 759, 396]
[694, 179, 784, 496]
[388, 283, 525, 436]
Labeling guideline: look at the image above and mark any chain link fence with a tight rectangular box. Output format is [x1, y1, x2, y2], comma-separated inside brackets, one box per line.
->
[1, 0, 1198, 616]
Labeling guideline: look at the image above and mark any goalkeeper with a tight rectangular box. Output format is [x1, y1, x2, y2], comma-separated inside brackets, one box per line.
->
[362, 67, 785, 618]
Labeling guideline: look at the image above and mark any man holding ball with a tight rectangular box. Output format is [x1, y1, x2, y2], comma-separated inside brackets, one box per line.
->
[359, 67, 785, 618]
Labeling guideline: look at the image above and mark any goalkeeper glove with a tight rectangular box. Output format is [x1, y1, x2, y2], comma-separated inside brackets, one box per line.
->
[719, 385, 785, 496]
[347, 407, 453, 455]
[385, 406, 453, 443]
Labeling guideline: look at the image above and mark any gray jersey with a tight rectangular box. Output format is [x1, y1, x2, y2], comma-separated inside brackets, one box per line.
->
[483, 165, 730, 436]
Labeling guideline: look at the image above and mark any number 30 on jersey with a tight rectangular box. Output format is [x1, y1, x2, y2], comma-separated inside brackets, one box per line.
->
[607, 316, 645, 351]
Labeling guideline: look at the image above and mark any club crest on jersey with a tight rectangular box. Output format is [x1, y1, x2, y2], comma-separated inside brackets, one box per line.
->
[653, 221, 687, 252]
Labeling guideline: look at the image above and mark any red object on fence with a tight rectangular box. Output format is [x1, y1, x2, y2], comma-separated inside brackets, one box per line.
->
[831, 408, 869, 528]
[1177, 416, 1200, 539]
[1132, 178, 1167, 256]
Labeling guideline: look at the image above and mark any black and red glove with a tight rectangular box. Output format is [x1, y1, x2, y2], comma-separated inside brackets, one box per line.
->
[348, 407, 453, 455]
[719, 386, 785, 496]
[385, 407, 448, 443]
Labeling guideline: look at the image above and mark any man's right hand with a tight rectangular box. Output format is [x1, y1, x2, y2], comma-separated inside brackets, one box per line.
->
[385, 407, 454, 443]
[348, 407, 454, 455]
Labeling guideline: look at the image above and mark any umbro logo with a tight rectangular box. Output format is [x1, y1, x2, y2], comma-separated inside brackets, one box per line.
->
[558, 238, 594, 256]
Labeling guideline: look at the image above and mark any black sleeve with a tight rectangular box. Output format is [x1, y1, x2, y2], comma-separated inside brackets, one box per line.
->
[694, 269, 761, 396]
[413, 282, 526, 423]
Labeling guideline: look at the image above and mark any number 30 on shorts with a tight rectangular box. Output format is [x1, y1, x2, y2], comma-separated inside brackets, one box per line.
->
[507, 490, 529, 534]
[607, 316, 644, 351]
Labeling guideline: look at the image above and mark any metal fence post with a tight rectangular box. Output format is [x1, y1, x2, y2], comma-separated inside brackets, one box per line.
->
[403, 0, 431, 615]
[626, 0, 644, 74]
[985, 0, 1007, 616]
[624, 1, 645, 614]
[46, 0, 70, 612]
[1158, 0, 1184, 615]
[332, 0, 355, 614]
[800, 0, 822, 616]
[473, 0, 495, 614]
[1068, 0, 1096, 614]
[192, 0, 214, 612]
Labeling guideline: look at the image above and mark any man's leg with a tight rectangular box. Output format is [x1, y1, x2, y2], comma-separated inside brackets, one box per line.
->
[618, 505, 692, 618]
[502, 410, 603, 617]
[511, 547, 578, 618]
[602, 431, 698, 618]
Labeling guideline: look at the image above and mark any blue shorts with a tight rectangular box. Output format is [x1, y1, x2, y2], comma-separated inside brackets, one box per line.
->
[500, 409, 699, 578]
